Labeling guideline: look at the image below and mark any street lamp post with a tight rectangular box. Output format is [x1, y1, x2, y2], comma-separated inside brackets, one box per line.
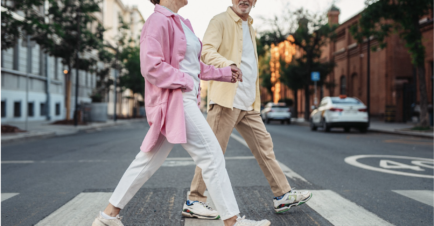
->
[367, 38, 370, 125]
[73, 1, 81, 127]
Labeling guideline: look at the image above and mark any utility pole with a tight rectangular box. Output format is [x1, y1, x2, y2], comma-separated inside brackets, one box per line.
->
[25, 35, 31, 131]
[367, 38, 371, 125]
[73, 0, 81, 126]
[113, 49, 118, 122]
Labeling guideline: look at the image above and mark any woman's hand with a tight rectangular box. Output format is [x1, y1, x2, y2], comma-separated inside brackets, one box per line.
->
[230, 64, 243, 83]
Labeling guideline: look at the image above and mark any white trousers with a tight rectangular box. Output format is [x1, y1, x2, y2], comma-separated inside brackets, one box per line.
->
[109, 91, 240, 220]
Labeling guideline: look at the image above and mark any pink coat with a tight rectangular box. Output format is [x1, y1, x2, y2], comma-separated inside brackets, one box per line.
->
[139, 5, 233, 153]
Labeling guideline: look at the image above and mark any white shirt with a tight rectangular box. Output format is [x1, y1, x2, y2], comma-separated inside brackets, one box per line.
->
[178, 19, 201, 97]
[232, 21, 258, 111]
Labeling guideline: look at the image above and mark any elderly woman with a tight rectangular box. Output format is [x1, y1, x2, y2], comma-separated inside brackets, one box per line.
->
[92, 0, 271, 226]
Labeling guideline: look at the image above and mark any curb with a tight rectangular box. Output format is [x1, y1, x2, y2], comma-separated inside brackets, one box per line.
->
[291, 121, 432, 139]
[1, 118, 147, 143]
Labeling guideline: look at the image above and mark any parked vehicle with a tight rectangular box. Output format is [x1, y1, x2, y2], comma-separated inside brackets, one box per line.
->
[310, 96, 369, 133]
[261, 102, 291, 124]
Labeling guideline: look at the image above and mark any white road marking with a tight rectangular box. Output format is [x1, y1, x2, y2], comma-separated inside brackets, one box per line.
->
[307, 190, 394, 226]
[185, 191, 223, 226]
[345, 155, 434, 179]
[393, 190, 434, 207]
[35, 192, 111, 226]
[2, 161, 34, 164]
[230, 133, 309, 183]
[1, 193, 19, 202]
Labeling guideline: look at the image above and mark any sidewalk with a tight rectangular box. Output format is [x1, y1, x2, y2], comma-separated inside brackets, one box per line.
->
[292, 118, 433, 138]
[1, 118, 147, 143]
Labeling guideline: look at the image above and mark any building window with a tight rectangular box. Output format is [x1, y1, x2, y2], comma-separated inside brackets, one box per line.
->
[55, 103, 61, 116]
[40, 103, 46, 116]
[14, 101, 21, 117]
[28, 102, 34, 117]
[13, 42, 19, 70]
[1, 101, 6, 117]
[340, 75, 346, 95]
[39, 48, 44, 75]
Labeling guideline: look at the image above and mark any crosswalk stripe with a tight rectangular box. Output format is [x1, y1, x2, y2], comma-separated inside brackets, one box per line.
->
[230, 133, 309, 183]
[306, 190, 394, 226]
[393, 190, 434, 207]
[35, 192, 111, 226]
[1, 193, 19, 202]
[184, 191, 223, 226]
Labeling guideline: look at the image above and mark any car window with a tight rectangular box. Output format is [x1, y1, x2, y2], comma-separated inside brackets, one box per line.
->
[331, 97, 361, 104]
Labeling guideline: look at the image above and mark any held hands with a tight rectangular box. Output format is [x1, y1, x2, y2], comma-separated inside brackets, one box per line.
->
[230, 64, 243, 83]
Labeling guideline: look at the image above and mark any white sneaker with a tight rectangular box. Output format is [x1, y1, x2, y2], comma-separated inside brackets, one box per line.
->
[234, 216, 271, 226]
[181, 200, 220, 219]
[92, 212, 124, 226]
[273, 189, 312, 213]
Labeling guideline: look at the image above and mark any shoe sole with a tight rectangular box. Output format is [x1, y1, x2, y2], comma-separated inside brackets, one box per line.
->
[181, 211, 220, 220]
[275, 193, 313, 214]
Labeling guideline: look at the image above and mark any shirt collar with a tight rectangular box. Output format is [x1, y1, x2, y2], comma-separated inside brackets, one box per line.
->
[226, 7, 254, 25]
[154, 4, 174, 17]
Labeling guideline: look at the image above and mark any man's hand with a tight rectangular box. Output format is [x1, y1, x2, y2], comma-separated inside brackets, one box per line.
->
[230, 64, 243, 83]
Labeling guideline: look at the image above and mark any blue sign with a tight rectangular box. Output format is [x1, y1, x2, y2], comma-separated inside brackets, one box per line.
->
[311, 72, 320, 81]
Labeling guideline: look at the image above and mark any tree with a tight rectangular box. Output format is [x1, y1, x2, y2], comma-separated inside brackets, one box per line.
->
[260, 9, 337, 120]
[24, 0, 103, 120]
[1, 0, 43, 50]
[350, 0, 433, 127]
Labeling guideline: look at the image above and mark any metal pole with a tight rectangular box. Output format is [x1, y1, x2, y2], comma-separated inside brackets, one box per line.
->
[314, 80, 317, 106]
[367, 38, 371, 124]
[44, 0, 50, 121]
[26, 35, 31, 131]
[113, 50, 118, 122]
[73, 1, 81, 126]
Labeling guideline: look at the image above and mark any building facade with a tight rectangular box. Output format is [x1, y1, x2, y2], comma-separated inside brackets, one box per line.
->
[1, 0, 144, 123]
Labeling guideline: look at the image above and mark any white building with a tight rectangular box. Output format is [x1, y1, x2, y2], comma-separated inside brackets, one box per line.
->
[1, 0, 144, 123]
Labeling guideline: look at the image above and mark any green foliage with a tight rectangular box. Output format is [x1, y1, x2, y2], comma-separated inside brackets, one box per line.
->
[1, 0, 44, 50]
[119, 45, 144, 97]
[258, 53, 273, 97]
[350, 0, 433, 66]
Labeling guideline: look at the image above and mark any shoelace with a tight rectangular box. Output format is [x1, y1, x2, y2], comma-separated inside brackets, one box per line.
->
[198, 201, 212, 210]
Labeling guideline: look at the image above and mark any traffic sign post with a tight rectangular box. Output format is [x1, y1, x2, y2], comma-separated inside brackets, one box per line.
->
[311, 72, 320, 105]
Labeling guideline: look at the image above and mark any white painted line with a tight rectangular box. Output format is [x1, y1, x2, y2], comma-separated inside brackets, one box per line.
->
[393, 190, 434, 207]
[185, 191, 223, 226]
[345, 155, 434, 179]
[230, 133, 309, 183]
[1, 193, 19, 202]
[307, 190, 394, 226]
[35, 192, 111, 226]
[2, 161, 34, 164]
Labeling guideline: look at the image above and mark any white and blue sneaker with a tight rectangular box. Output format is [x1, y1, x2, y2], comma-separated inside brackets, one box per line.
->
[181, 200, 220, 219]
[273, 189, 312, 213]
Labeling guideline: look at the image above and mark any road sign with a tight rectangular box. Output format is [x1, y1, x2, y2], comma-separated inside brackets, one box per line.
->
[311, 72, 320, 81]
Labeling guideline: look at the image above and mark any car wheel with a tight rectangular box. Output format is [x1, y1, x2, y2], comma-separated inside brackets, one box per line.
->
[310, 119, 317, 131]
[266, 118, 270, 124]
[359, 127, 368, 133]
[287, 119, 291, 125]
[322, 118, 331, 132]
[344, 127, 350, 132]
[280, 120, 285, 124]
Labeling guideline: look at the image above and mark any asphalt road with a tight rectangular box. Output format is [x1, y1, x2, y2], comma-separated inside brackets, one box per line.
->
[1, 120, 433, 226]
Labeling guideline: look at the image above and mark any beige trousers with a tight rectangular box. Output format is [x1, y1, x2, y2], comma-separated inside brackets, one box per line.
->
[188, 104, 291, 202]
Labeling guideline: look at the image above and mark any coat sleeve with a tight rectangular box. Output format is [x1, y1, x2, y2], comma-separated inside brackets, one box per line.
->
[201, 18, 236, 68]
[198, 62, 233, 82]
[140, 35, 194, 92]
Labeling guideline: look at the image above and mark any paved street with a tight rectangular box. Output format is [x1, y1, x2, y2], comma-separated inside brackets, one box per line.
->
[2, 120, 433, 226]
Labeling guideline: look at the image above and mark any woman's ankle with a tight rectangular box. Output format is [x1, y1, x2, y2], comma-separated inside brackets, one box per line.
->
[223, 215, 238, 226]
[103, 203, 121, 217]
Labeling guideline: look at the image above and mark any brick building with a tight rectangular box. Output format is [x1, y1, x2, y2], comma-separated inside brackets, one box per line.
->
[287, 5, 433, 122]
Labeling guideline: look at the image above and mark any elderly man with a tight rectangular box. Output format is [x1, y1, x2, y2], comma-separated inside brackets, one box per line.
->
[181, 0, 312, 220]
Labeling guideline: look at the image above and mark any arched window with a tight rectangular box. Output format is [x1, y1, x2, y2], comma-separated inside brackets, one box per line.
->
[340, 75, 346, 95]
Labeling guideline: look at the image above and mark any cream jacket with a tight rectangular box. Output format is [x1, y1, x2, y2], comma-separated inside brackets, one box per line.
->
[202, 7, 261, 112]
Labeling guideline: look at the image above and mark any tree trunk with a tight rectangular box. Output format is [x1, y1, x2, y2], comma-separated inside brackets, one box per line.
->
[304, 84, 310, 120]
[292, 89, 298, 118]
[65, 65, 72, 120]
[417, 64, 429, 127]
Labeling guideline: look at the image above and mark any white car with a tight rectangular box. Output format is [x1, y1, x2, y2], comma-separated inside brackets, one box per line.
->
[261, 102, 291, 124]
[310, 96, 369, 132]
